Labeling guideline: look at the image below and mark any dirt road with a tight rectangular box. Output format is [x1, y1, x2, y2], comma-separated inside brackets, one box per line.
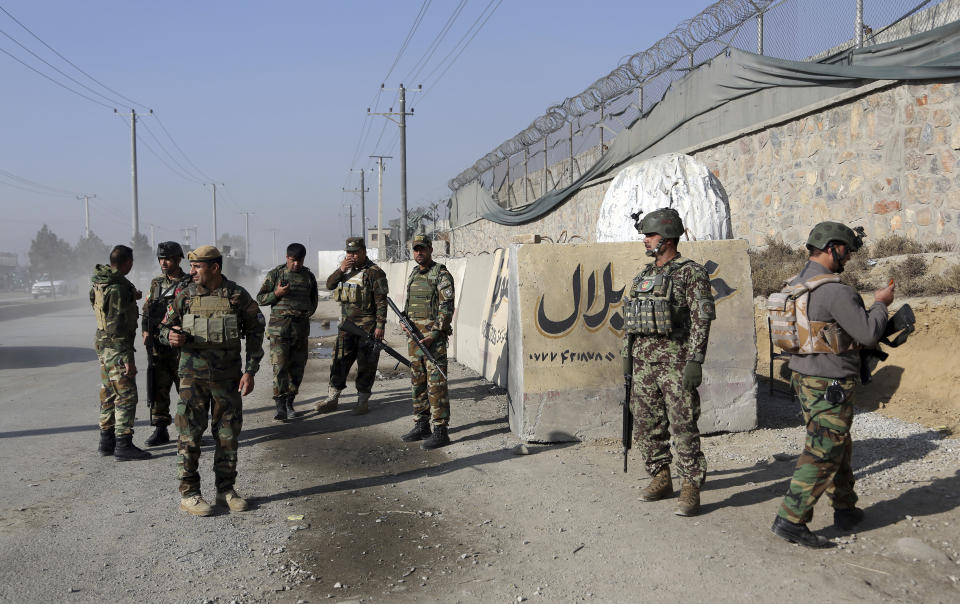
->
[1, 301, 958, 602]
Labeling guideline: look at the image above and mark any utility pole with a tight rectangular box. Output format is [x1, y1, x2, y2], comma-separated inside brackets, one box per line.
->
[182, 225, 198, 251]
[348, 205, 354, 238]
[204, 183, 221, 246]
[148, 224, 158, 249]
[77, 193, 95, 239]
[343, 169, 369, 243]
[267, 228, 280, 265]
[239, 211, 254, 265]
[115, 108, 152, 241]
[369, 155, 391, 262]
[369, 84, 418, 256]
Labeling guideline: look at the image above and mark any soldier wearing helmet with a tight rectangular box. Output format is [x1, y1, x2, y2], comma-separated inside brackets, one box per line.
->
[140, 241, 191, 446]
[622, 208, 716, 517]
[770, 221, 894, 548]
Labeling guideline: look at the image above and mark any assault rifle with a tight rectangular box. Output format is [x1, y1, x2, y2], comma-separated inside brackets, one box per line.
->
[144, 314, 158, 417]
[340, 319, 410, 368]
[622, 334, 634, 473]
[386, 296, 447, 380]
[859, 303, 916, 384]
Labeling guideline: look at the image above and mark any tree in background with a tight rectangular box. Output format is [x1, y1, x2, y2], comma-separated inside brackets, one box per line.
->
[28, 224, 73, 295]
[130, 232, 153, 283]
[74, 232, 111, 273]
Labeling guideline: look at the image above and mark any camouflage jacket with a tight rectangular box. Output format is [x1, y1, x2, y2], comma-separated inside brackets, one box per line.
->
[256, 264, 319, 319]
[325, 259, 388, 330]
[405, 261, 455, 340]
[159, 277, 265, 381]
[622, 254, 714, 365]
[141, 270, 190, 341]
[89, 264, 138, 363]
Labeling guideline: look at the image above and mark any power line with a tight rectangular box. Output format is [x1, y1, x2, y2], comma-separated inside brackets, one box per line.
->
[0, 3, 148, 110]
[382, 0, 432, 83]
[151, 111, 216, 183]
[114, 112, 205, 185]
[137, 118, 205, 184]
[0, 45, 114, 109]
[419, 0, 504, 102]
[0, 168, 78, 197]
[404, 0, 467, 84]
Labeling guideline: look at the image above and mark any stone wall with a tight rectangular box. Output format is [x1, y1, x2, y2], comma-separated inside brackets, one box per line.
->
[695, 79, 960, 248]
[450, 78, 960, 253]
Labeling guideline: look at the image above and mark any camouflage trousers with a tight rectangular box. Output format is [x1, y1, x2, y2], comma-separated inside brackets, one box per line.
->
[175, 377, 243, 497]
[148, 348, 180, 427]
[630, 357, 706, 486]
[97, 347, 138, 436]
[408, 336, 449, 426]
[777, 372, 858, 524]
[269, 317, 310, 398]
[329, 326, 381, 394]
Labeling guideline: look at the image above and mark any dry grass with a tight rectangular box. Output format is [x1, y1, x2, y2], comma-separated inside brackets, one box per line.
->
[748, 236, 807, 297]
[750, 235, 957, 297]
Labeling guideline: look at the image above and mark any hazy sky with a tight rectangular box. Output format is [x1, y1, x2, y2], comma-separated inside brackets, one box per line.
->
[1, 0, 715, 267]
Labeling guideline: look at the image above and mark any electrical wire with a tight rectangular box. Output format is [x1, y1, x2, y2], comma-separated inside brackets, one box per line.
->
[418, 0, 503, 98]
[150, 111, 215, 183]
[0, 168, 78, 196]
[0, 3, 149, 110]
[138, 118, 205, 184]
[404, 0, 467, 84]
[0, 45, 115, 109]
[382, 0, 432, 83]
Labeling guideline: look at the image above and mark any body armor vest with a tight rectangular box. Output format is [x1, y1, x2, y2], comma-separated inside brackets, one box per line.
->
[148, 275, 186, 325]
[92, 283, 108, 331]
[767, 273, 862, 355]
[273, 267, 315, 316]
[405, 263, 442, 321]
[623, 258, 692, 337]
[182, 294, 241, 349]
[333, 268, 367, 306]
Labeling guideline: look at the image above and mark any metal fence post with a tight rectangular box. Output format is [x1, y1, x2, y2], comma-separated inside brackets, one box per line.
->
[757, 11, 764, 55]
[523, 147, 529, 204]
[856, 0, 864, 47]
[599, 103, 605, 153]
[543, 137, 548, 195]
[569, 121, 575, 186]
[505, 155, 511, 207]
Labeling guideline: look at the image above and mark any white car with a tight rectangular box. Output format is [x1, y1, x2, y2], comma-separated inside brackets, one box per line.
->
[31, 277, 69, 298]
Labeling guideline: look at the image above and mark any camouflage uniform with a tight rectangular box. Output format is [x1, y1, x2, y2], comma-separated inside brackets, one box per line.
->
[405, 261, 455, 426]
[141, 270, 190, 426]
[776, 259, 888, 525]
[160, 277, 264, 497]
[325, 258, 388, 394]
[90, 264, 139, 435]
[257, 264, 318, 398]
[623, 255, 714, 486]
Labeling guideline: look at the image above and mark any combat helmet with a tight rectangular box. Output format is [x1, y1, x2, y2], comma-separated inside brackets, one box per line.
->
[157, 241, 184, 259]
[633, 208, 685, 239]
[806, 222, 866, 252]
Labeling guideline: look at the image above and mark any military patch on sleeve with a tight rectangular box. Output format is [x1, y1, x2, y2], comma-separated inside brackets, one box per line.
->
[698, 298, 716, 320]
[441, 286, 454, 299]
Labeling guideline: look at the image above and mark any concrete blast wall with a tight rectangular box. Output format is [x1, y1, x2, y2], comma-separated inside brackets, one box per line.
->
[508, 240, 756, 442]
[381, 240, 755, 442]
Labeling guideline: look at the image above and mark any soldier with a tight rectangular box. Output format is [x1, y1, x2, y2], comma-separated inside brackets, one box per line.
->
[399, 234, 455, 450]
[317, 236, 388, 415]
[90, 244, 151, 461]
[622, 208, 715, 516]
[257, 243, 319, 422]
[159, 245, 265, 516]
[770, 222, 894, 548]
[141, 241, 191, 445]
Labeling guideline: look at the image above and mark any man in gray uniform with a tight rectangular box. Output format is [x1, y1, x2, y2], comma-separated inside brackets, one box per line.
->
[770, 222, 894, 548]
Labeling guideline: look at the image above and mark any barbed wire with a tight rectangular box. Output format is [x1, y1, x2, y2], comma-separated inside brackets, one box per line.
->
[448, 0, 778, 191]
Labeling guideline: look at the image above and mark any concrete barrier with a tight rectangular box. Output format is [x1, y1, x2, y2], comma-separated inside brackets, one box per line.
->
[507, 240, 756, 442]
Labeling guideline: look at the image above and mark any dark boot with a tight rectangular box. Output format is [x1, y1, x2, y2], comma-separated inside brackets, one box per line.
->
[285, 394, 296, 417]
[400, 419, 432, 442]
[420, 425, 450, 450]
[771, 516, 832, 548]
[98, 430, 115, 456]
[145, 425, 170, 447]
[834, 507, 865, 531]
[273, 397, 288, 423]
[114, 434, 152, 461]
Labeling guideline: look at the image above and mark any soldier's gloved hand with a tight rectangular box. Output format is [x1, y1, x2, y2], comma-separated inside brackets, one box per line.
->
[682, 361, 702, 392]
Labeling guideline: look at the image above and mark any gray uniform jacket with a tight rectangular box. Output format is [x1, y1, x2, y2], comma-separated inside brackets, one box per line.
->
[787, 261, 888, 379]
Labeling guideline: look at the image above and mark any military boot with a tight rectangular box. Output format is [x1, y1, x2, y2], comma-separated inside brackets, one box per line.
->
[285, 394, 296, 417]
[98, 430, 115, 456]
[179, 494, 214, 517]
[315, 386, 342, 413]
[216, 489, 249, 512]
[638, 467, 673, 501]
[771, 516, 832, 548]
[352, 392, 371, 416]
[273, 397, 288, 423]
[674, 480, 701, 516]
[834, 507, 865, 531]
[144, 425, 170, 447]
[421, 425, 450, 450]
[400, 419, 432, 442]
[114, 434, 152, 461]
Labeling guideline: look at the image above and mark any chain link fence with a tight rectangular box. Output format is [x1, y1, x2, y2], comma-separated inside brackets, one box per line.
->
[451, 0, 956, 213]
